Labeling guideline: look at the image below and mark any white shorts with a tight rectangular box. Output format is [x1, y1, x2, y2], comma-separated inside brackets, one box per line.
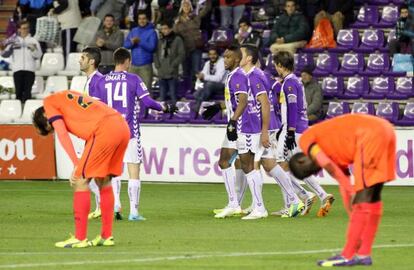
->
[123, 137, 143, 164]
[221, 134, 237, 149]
[237, 133, 262, 155]
[254, 131, 277, 161]
[275, 129, 301, 162]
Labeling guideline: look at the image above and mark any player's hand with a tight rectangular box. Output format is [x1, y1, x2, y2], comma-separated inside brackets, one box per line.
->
[70, 167, 78, 187]
[202, 103, 221, 120]
[285, 130, 296, 150]
[163, 102, 178, 114]
[261, 132, 271, 148]
[227, 119, 238, 141]
[339, 186, 353, 216]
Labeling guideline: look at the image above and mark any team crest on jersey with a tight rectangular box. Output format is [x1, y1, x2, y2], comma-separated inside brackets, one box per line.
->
[256, 83, 261, 89]
[236, 83, 240, 89]
[288, 86, 293, 91]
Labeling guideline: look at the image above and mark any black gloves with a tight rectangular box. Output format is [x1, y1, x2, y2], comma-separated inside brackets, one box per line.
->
[202, 103, 222, 120]
[226, 119, 238, 141]
[163, 103, 178, 114]
[285, 130, 297, 150]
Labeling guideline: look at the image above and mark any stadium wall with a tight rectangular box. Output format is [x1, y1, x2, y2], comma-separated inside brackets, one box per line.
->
[54, 125, 414, 186]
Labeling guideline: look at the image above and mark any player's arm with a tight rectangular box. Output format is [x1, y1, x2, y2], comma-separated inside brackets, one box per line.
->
[226, 92, 247, 141]
[140, 94, 176, 113]
[257, 93, 271, 148]
[285, 83, 298, 150]
[309, 144, 354, 215]
[50, 118, 79, 166]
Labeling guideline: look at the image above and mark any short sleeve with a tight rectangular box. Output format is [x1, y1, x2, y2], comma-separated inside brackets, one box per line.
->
[249, 75, 267, 98]
[134, 75, 150, 99]
[231, 73, 248, 95]
[43, 95, 62, 124]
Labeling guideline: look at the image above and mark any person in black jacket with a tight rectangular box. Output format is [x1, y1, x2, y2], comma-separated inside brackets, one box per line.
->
[314, 0, 354, 36]
[235, 17, 261, 48]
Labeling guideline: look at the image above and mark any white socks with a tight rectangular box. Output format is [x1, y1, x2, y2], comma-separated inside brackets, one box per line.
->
[235, 169, 247, 206]
[290, 173, 312, 201]
[128, 179, 141, 216]
[245, 170, 266, 212]
[112, 176, 122, 212]
[268, 165, 301, 206]
[89, 179, 100, 211]
[222, 167, 239, 208]
[304, 176, 328, 201]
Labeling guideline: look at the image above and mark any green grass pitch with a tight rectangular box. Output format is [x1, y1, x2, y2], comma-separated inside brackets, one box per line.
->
[0, 181, 413, 270]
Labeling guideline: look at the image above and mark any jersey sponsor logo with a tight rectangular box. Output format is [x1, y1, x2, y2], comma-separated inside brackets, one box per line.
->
[287, 94, 297, 103]
[140, 82, 148, 91]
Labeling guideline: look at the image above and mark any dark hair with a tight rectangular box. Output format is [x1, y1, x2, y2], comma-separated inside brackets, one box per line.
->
[113, 47, 131, 65]
[32, 107, 51, 136]
[273, 51, 294, 71]
[238, 16, 251, 26]
[208, 46, 219, 53]
[286, 0, 296, 5]
[137, 10, 148, 18]
[241, 44, 259, 65]
[301, 65, 314, 76]
[226, 43, 242, 60]
[82, 47, 101, 68]
[104, 13, 115, 20]
[160, 20, 174, 29]
[288, 152, 321, 180]
[400, 4, 408, 11]
[18, 20, 29, 29]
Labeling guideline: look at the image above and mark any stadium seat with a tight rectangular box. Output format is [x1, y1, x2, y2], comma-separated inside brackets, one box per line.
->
[164, 101, 191, 123]
[368, 0, 392, 4]
[376, 102, 399, 123]
[321, 76, 343, 98]
[141, 101, 165, 123]
[350, 6, 379, 28]
[16, 99, 43, 123]
[190, 101, 220, 124]
[70, 76, 87, 93]
[367, 76, 395, 99]
[389, 77, 414, 99]
[356, 29, 385, 52]
[351, 102, 375, 115]
[362, 53, 390, 76]
[329, 29, 360, 53]
[313, 53, 339, 77]
[31, 76, 44, 97]
[294, 52, 314, 73]
[210, 28, 234, 49]
[35, 76, 68, 98]
[397, 102, 414, 126]
[0, 76, 14, 100]
[0, 99, 22, 123]
[375, 5, 399, 27]
[342, 76, 368, 99]
[387, 29, 397, 44]
[264, 54, 277, 76]
[393, 0, 405, 4]
[35, 53, 65, 76]
[337, 53, 364, 76]
[326, 101, 350, 118]
[57, 52, 82, 76]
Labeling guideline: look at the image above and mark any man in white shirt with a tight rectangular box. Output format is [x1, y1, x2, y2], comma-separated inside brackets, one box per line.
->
[194, 47, 227, 114]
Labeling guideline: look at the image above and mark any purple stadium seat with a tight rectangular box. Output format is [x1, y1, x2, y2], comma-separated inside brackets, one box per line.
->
[210, 28, 234, 49]
[362, 53, 390, 76]
[368, 0, 392, 5]
[389, 77, 414, 99]
[337, 53, 364, 76]
[322, 76, 343, 98]
[397, 102, 414, 126]
[356, 29, 385, 52]
[376, 102, 399, 123]
[190, 101, 218, 124]
[313, 53, 339, 77]
[264, 54, 278, 76]
[367, 76, 395, 99]
[351, 102, 375, 115]
[375, 5, 399, 27]
[294, 52, 314, 73]
[329, 29, 360, 53]
[164, 101, 191, 123]
[393, 0, 405, 4]
[350, 6, 379, 28]
[326, 101, 350, 119]
[342, 76, 368, 99]
[387, 29, 397, 44]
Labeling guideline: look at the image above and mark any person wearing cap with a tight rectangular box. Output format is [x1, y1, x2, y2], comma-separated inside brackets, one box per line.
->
[300, 65, 323, 122]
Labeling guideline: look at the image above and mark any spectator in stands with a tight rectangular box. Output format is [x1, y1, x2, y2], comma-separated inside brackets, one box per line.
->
[158, 0, 181, 25]
[18, 0, 53, 37]
[174, 0, 211, 83]
[219, 0, 249, 30]
[301, 65, 323, 121]
[314, 0, 354, 36]
[235, 17, 261, 48]
[154, 20, 185, 104]
[90, 0, 126, 23]
[78, 0, 92, 17]
[193, 47, 226, 114]
[124, 10, 158, 93]
[269, 0, 310, 55]
[49, 0, 82, 61]
[0, 21, 42, 104]
[389, 5, 413, 56]
[126, 0, 154, 27]
[91, 14, 124, 74]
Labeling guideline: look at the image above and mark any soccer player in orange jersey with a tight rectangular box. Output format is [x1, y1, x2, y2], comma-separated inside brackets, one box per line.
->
[289, 114, 396, 267]
[32, 90, 130, 248]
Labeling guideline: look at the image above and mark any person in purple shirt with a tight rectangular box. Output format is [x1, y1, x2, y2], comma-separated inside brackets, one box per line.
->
[94, 47, 174, 221]
[273, 51, 335, 218]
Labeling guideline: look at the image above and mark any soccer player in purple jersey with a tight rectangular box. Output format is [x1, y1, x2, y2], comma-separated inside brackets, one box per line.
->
[94, 48, 175, 221]
[272, 51, 335, 217]
[78, 47, 105, 220]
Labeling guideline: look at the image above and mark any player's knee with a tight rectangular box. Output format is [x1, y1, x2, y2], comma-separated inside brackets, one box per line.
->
[218, 157, 230, 169]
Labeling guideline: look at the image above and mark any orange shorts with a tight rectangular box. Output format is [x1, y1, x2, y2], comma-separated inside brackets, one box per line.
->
[353, 124, 396, 192]
[75, 114, 130, 179]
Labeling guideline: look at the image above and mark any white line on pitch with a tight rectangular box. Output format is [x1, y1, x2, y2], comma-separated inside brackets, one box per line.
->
[0, 243, 413, 269]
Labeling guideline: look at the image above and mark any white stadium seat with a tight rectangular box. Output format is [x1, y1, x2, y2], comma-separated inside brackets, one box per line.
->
[70, 76, 87, 93]
[35, 76, 68, 98]
[35, 53, 65, 76]
[58, 53, 82, 76]
[16, 99, 43, 123]
[0, 99, 22, 123]
[31, 76, 44, 97]
[0, 76, 15, 100]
